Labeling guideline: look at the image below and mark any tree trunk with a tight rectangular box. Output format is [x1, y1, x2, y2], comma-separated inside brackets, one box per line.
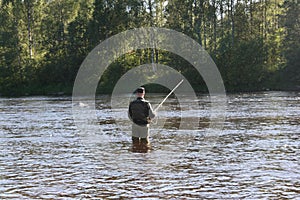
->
[212, 0, 217, 51]
[25, 0, 33, 59]
[250, 0, 253, 34]
[220, 0, 224, 39]
[230, 0, 235, 46]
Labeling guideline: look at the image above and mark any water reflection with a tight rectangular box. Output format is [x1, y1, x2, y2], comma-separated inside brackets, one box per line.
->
[132, 142, 151, 153]
[0, 92, 299, 199]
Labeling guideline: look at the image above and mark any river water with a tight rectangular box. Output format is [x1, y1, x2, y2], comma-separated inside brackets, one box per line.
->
[0, 91, 299, 199]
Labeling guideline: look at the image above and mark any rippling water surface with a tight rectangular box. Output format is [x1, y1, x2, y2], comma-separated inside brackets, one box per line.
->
[0, 92, 299, 199]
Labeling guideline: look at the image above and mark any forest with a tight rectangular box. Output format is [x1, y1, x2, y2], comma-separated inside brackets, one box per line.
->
[0, 0, 299, 96]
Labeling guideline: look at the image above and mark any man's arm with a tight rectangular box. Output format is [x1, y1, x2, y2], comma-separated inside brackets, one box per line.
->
[148, 103, 156, 119]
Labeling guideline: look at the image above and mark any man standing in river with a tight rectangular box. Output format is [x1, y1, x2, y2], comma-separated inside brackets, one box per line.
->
[128, 87, 155, 147]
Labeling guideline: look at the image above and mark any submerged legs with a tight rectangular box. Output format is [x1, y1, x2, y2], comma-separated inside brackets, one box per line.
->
[132, 136, 150, 153]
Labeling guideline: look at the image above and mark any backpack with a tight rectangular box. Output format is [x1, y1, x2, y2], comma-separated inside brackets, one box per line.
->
[129, 99, 150, 125]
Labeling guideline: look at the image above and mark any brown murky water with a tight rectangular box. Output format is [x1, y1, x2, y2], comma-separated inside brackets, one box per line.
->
[0, 92, 299, 199]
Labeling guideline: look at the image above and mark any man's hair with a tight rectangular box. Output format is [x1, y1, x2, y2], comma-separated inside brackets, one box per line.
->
[135, 87, 145, 94]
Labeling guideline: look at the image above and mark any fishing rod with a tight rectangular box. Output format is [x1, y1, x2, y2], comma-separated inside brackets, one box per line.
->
[154, 79, 184, 112]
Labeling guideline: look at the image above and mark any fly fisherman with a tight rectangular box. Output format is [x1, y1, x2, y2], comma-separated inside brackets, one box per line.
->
[128, 87, 156, 146]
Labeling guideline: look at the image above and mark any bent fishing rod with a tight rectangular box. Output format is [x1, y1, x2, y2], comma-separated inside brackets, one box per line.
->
[154, 79, 184, 112]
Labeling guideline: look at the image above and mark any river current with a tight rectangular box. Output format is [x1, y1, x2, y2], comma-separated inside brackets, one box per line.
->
[0, 91, 299, 199]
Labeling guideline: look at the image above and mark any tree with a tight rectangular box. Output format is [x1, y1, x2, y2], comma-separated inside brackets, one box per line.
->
[38, 0, 81, 87]
[280, 0, 300, 89]
[65, 0, 94, 84]
[0, 1, 21, 94]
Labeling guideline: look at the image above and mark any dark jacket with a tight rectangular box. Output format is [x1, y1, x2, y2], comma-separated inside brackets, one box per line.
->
[128, 97, 155, 125]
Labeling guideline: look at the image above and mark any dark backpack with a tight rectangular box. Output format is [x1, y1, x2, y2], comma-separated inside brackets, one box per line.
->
[129, 99, 150, 125]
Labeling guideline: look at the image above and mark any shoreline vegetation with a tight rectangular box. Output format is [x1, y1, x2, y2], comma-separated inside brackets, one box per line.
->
[0, 83, 299, 98]
[0, 1, 299, 97]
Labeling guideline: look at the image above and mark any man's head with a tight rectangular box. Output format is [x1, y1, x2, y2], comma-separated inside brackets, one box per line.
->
[135, 87, 145, 98]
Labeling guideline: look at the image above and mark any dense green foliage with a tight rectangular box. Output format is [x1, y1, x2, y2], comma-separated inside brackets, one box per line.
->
[0, 0, 299, 96]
